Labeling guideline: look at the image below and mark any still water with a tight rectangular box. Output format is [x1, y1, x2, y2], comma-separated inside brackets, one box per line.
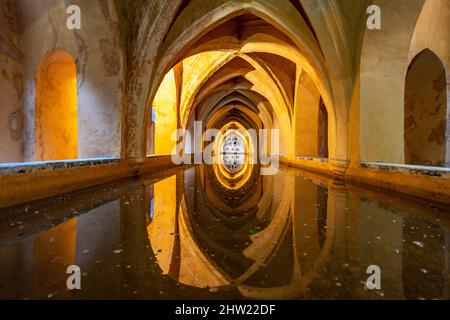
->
[0, 162, 449, 300]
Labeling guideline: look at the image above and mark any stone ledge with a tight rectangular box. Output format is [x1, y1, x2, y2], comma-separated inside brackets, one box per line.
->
[295, 156, 329, 163]
[281, 158, 450, 205]
[0, 155, 177, 208]
[0, 158, 120, 176]
[280, 157, 335, 178]
[361, 162, 450, 178]
[346, 166, 450, 205]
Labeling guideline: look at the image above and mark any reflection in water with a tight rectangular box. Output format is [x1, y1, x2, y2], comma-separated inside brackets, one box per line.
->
[0, 163, 449, 300]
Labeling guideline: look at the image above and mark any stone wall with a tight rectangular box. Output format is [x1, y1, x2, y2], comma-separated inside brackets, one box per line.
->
[18, 0, 124, 161]
[35, 50, 78, 161]
[0, 1, 24, 162]
[295, 70, 321, 158]
[360, 0, 449, 166]
[405, 50, 447, 166]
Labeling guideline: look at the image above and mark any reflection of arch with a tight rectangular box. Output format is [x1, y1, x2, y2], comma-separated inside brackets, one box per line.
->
[35, 50, 78, 161]
[205, 162, 260, 212]
[404, 49, 447, 166]
[146, 170, 336, 299]
[177, 172, 294, 290]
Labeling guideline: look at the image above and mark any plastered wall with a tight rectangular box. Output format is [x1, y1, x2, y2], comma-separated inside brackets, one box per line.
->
[0, 1, 24, 162]
[405, 50, 447, 166]
[18, 0, 123, 161]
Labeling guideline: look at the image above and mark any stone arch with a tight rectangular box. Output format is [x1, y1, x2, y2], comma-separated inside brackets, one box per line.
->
[180, 53, 295, 155]
[185, 32, 337, 129]
[125, 0, 344, 162]
[178, 52, 238, 124]
[199, 92, 261, 123]
[192, 90, 274, 154]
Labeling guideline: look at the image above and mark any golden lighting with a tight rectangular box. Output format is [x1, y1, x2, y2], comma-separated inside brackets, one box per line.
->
[147, 175, 177, 274]
[153, 68, 178, 155]
[212, 123, 255, 190]
[214, 122, 255, 156]
[213, 156, 254, 190]
[35, 50, 78, 161]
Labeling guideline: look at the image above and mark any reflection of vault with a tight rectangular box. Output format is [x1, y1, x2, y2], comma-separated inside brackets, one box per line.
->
[204, 162, 260, 217]
[209, 163, 258, 207]
[147, 174, 336, 299]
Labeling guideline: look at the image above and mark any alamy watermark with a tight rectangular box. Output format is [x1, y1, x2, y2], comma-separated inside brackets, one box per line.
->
[366, 265, 381, 290]
[66, 5, 81, 30]
[366, 5, 381, 30]
[66, 265, 81, 290]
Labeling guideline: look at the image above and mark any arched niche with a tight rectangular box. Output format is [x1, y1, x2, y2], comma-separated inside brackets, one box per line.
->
[359, 0, 425, 164]
[404, 49, 447, 166]
[318, 98, 329, 159]
[35, 50, 78, 161]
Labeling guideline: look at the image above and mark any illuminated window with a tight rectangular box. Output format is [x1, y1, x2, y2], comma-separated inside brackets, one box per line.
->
[222, 133, 245, 154]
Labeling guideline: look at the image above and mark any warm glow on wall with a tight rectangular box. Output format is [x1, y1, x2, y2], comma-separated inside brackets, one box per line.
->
[147, 175, 177, 275]
[153, 68, 178, 155]
[33, 219, 77, 298]
[35, 50, 78, 161]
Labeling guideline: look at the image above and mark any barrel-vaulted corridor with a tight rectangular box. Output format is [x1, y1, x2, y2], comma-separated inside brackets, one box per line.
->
[0, 0, 449, 300]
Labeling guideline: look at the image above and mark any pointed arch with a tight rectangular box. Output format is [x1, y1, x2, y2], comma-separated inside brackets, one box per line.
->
[124, 0, 346, 162]
[404, 49, 447, 166]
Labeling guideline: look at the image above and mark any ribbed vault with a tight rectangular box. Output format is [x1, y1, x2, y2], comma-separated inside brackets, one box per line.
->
[123, 0, 353, 163]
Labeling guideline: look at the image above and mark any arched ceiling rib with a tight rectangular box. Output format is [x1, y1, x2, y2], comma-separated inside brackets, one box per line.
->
[178, 45, 297, 149]
[122, 0, 358, 160]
